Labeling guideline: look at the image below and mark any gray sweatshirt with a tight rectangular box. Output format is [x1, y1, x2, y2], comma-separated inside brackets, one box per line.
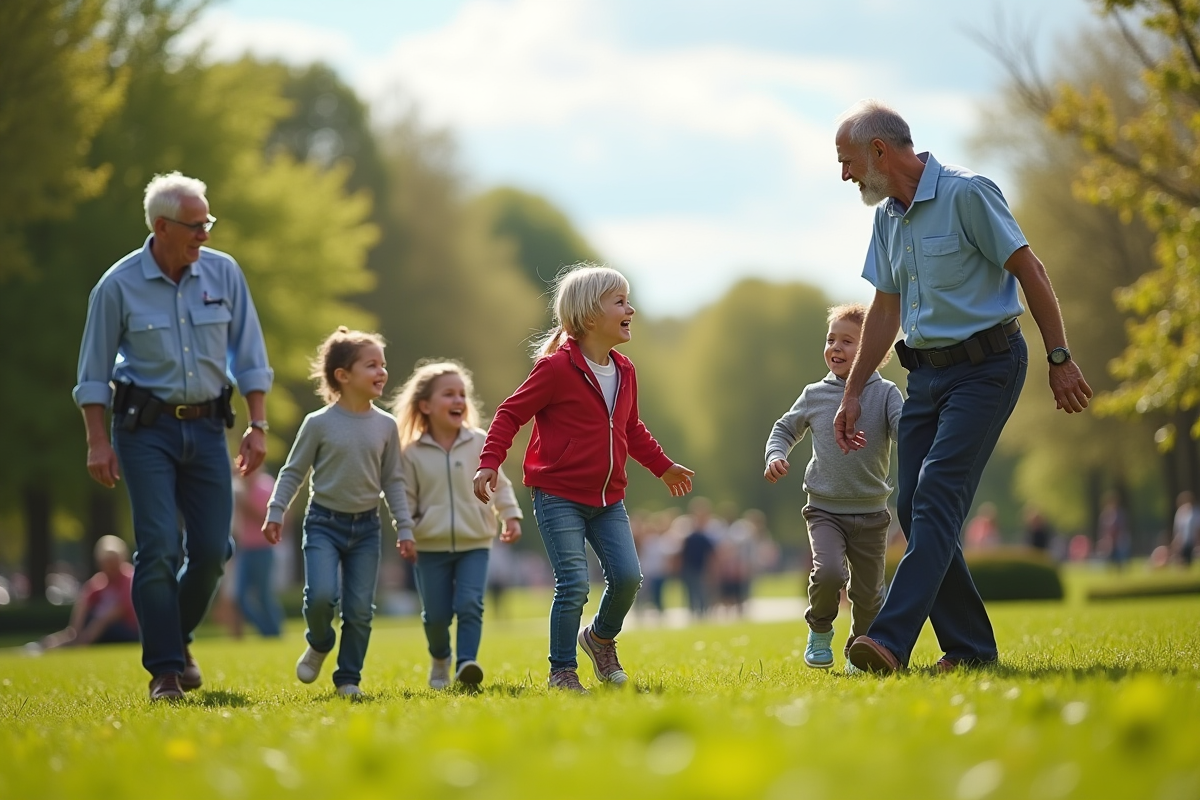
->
[267, 403, 415, 541]
[764, 371, 904, 514]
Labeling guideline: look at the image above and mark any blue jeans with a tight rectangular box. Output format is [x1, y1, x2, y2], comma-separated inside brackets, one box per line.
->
[236, 547, 283, 637]
[413, 548, 490, 666]
[532, 489, 641, 672]
[302, 503, 381, 687]
[112, 414, 233, 678]
[868, 331, 1028, 666]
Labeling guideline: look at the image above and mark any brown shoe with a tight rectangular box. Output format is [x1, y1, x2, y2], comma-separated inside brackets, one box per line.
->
[548, 669, 589, 694]
[847, 636, 902, 675]
[149, 673, 185, 701]
[935, 657, 960, 673]
[180, 647, 202, 691]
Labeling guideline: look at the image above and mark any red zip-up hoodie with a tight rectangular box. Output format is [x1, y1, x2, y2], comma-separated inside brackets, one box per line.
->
[479, 339, 675, 507]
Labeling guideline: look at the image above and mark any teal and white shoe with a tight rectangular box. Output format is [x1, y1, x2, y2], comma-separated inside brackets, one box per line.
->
[844, 662, 864, 675]
[804, 629, 835, 669]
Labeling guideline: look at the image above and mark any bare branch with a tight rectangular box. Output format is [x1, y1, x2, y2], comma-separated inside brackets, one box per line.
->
[1166, 0, 1200, 74]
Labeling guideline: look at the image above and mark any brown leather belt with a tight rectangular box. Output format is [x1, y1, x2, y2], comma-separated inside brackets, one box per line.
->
[911, 319, 1021, 369]
[167, 400, 222, 420]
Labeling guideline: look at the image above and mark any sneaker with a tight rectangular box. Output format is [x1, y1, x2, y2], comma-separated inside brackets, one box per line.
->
[844, 662, 865, 676]
[455, 660, 484, 687]
[429, 656, 452, 690]
[577, 626, 628, 686]
[847, 635, 902, 675]
[180, 646, 203, 691]
[548, 669, 589, 694]
[804, 629, 835, 669]
[336, 684, 362, 697]
[149, 673, 185, 701]
[296, 645, 330, 684]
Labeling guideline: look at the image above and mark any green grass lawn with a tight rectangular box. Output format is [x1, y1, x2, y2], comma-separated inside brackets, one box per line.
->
[2, 583, 1198, 799]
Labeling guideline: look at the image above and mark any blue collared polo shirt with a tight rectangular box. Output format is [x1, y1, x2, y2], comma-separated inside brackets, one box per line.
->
[862, 152, 1027, 349]
[74, 236, 274, 407]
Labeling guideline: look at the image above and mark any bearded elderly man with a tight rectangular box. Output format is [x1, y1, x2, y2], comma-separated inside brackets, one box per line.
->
[831, 100, 1092, 675]
[74, 172, 273, 700]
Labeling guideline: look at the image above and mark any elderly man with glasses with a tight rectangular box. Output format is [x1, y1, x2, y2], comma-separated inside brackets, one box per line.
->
[74, 171, 274, 700]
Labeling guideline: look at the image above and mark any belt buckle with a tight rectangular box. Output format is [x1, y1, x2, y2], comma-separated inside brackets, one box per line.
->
[927, 350, 951, 369]
[174, 405, 188, 420]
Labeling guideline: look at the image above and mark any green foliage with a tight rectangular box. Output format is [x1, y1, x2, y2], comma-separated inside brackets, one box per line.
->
[1, 598, 1199, 798]
[469, 186, 602, 292]
[0, 0, 126, 279]
[885, 546, 1065, 601]
[1044, 1, 1200, 436]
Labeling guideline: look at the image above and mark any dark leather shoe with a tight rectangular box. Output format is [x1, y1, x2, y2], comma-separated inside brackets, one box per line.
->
[936, 657, 960, 673]
[180, 647, 202, 691]
[149, 673, 185, 701]
[848, 636, 902, 675]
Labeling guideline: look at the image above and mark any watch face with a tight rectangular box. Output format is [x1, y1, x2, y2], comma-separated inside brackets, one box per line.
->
[1050, 348, 1069, 365]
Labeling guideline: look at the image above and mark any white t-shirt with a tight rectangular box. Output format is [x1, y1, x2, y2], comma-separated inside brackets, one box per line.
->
[584, 355, 619, 415]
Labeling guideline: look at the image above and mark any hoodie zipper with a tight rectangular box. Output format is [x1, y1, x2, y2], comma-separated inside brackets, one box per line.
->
[581, 362, 619, 507]
[435, 438, 457, 552]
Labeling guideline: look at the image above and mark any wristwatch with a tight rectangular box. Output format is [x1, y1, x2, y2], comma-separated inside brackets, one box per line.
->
[248, 420, 270, 432]
[1047, 347, 1071, 366]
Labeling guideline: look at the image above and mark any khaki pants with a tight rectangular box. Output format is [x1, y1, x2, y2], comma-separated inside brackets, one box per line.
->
[802, 505, 891, 643]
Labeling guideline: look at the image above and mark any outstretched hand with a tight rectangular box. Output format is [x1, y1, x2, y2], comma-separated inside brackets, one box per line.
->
[661, 463, 695, 497]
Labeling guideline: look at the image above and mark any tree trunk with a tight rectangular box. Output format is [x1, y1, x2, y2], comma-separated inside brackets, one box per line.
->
[24, 485, 51, 602]
[1182, 408, 1200, 497]
[85, 488, 117, 572]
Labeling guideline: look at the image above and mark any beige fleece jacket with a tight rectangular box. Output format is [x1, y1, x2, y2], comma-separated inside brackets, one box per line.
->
[401, 427, 522, 552]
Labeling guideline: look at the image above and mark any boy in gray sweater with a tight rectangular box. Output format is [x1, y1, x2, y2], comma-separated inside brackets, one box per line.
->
[764, 304, 903, 671]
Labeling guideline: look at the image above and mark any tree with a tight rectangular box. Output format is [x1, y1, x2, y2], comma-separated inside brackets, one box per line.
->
[0, 0, 126, 279]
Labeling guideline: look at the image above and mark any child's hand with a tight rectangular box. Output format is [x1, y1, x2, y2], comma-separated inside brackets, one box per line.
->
[661, 463, 695, 497]
[765, 459, 789, 483]
[473, 469, 498, 503]
[262, 521, 282, 545]
[397, 539, 417, 563]
[500, 518, 522, 544]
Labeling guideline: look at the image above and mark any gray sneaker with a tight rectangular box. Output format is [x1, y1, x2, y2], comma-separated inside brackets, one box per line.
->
[296, 645, 330, 684]
[429, 656, 452, 690]
[578, 626, 628, 686]
[455, 660, 484, 688]
[548, 669, 589, 693]
[336, 684, 362, 698]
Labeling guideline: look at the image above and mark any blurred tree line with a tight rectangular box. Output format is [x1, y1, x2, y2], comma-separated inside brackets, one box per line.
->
[2, 0, 1195, 598]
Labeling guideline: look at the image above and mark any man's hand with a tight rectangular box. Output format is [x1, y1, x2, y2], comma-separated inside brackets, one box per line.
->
[500, 518, 522, 543]
[662, 464, 695, 497]
[262, 521, 282, 545]
[1050, 362, 1093, 414]
[237, 427, 267, 476]
[764, 459, 789, 483]
[834, 396, 868, 454]
[86, 439, 121, 488]
[473, 469, 498, 503]
[397, 539, 417, 563]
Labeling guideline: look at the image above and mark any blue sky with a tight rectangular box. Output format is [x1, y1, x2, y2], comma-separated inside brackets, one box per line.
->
[188, 0, 1100, 315]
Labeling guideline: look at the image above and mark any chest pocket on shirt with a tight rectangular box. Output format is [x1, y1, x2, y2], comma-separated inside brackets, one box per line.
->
[190, 304, 231, 356]
[126, 313, 172, 361]
[920, 233, 965, 289]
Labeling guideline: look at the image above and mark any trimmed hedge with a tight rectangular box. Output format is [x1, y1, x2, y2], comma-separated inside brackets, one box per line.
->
[0, 601, 71, 636]
[1087, 578, 1200, 602]
[885, 545, 1064, 601]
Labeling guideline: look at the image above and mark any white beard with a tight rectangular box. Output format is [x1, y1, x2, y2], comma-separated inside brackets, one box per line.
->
[858, 159, 891, 207]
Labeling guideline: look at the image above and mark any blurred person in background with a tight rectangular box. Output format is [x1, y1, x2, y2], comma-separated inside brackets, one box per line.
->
[30, 536, 138, 652]
[235, 470, 284, 637]
[964, 501, 1000, 550]
[679, 497, 720, 619]
[1173, 491, 1197, 567]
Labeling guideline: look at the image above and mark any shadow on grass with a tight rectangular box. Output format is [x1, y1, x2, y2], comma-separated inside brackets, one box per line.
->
[908, 662, 1181, 681]
[190, 689, 254, 707]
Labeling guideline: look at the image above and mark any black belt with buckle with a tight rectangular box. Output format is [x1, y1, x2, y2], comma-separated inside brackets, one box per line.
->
[897, 319, 1021, 370]
[168, 400, 221, 420]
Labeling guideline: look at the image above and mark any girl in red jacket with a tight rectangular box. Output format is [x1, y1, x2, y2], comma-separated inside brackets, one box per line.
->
[473, 264, 694, 692]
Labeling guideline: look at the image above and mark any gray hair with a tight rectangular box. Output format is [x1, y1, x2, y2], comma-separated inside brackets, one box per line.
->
[143, 171, 207, 230]
[837, 99, 913, 149]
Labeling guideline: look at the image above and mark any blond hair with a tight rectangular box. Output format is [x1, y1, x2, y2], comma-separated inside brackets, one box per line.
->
[531, 263, 630, 358]
[827, 302, 892, 368]
[93, 535, 129, 563]
[309, 326, 387, 405]
[391, 359, 482, 445]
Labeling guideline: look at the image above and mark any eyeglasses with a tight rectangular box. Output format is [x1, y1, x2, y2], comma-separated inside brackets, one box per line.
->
[163, 214, 217, 233]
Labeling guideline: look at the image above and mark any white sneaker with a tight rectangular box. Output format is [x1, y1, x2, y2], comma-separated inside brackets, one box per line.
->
[336, 684, 362, 697]
[455, 660, 484, 687]
[296, 645, 329, 684]
[429, 656, 452, 690]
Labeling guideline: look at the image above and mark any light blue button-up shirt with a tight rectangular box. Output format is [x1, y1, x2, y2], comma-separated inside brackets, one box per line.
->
[862, 152, 1027, 349]
[74, 236, 273, 407]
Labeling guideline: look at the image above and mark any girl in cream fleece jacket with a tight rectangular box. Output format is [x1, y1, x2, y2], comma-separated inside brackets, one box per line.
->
[394, 360, 522, 690]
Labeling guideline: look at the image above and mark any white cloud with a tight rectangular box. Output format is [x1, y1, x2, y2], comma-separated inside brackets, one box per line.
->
[176, 8, 358, 69]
